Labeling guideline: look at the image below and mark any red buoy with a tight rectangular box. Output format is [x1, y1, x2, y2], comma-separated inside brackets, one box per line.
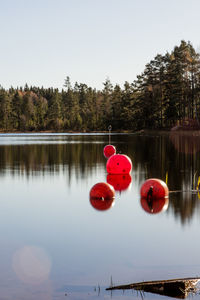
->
[140, 178, 169, 199]
[89, 182, 115, 211]
[103, 145, 116, 158]
[107, 174, 132, 192]
[140, 197, 169, 214]
[106, 154, 132, 174]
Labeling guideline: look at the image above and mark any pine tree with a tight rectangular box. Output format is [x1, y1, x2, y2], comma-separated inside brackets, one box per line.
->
[10, 91, 23, 130]
[48, 90, 63, 130]
[0, 89, 11, 130]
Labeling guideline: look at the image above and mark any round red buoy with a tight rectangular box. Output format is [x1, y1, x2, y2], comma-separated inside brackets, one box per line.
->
[103, 145, 116, 158]
[140, 197, 169, 214]
[107, 174, 132, 191]
[140, 178, 169, 199]
[89, 182, 115, 211]
[106, 154, 132, 174]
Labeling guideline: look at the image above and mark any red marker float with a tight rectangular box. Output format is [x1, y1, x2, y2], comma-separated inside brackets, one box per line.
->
[107, 174, 132, 192]
[140, 196, 169, 214]
[89, 182, 115, 211]
[106, 154, 132, 174]
[103, 145, 116, 158]
[140, 178, 169, 199]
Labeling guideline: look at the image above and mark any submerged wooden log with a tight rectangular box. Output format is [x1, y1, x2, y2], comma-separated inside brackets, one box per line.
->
[106, 277, 200, 299]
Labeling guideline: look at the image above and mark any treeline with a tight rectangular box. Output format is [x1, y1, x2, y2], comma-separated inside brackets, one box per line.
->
[1, 40, 200, 132]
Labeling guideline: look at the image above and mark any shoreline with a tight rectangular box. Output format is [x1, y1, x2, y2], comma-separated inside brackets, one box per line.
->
[0, 128, 200, 135]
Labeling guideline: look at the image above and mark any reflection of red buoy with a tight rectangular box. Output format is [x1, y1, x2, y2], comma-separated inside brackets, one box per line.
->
[107, 174, 132, 191]
[89, 182, 115, 211]
[90, 197, 114, 211]
[106, 154, 132, 174]
[103, 145, 116, 158]
[140, 178, 169, 199]
[140, 197, 169, 214]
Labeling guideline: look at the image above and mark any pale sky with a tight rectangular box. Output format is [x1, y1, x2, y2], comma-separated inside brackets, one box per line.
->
[1, 0, 200, 90]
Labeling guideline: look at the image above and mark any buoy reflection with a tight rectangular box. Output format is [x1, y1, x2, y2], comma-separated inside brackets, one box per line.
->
[89, 182, 115, 211]
[107, 174, 132, 192]
[140, 196, 169, 214]
[90, 197, 115, 211]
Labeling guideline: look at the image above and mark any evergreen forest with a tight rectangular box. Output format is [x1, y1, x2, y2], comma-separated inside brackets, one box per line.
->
[1, 40, 200, 132]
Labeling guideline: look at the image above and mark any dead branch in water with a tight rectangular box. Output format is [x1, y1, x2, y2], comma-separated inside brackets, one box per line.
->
[106, 277, 200, 299]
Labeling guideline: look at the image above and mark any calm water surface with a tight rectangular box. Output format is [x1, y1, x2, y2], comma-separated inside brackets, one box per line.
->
[0, 132, 200, 300]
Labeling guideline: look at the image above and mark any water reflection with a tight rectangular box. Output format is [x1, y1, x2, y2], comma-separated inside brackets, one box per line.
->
[90, 197, 115, 211]
[0, 143, 105, 179]
[1, 133, 200, 299]
[107, 174, 132, 192]
[140, 197, 169, 214]
[0, 133, 200, 224]
[170, 131, 200, 154]
[168, 192, 200, 225]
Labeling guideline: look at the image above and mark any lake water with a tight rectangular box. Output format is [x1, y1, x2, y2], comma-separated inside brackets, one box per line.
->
[0, 132, 200, 299]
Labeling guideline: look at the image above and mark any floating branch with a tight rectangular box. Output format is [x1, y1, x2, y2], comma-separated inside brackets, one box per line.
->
[106, 277, 200, 299]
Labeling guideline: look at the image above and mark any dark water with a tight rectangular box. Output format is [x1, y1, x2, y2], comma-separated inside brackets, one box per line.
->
[0, 132, 200, 299]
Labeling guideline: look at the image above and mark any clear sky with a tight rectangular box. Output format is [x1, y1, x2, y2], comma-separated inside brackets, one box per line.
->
[1, 0, 200, 90]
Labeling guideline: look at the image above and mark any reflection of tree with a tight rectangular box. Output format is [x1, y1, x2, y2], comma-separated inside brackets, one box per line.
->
[170, 131, 200, 155]
[0, 133, 200, 224]
[168, 192, 200, 225]
[0, 141, 106, 179]
[125, 132, 200, 224]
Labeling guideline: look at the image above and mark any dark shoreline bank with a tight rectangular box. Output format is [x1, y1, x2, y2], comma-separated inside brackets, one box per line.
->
[0, 129, 200, 134]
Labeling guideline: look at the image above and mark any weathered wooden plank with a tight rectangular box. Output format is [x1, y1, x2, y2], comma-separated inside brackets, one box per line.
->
[106, 277, 200, 299]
